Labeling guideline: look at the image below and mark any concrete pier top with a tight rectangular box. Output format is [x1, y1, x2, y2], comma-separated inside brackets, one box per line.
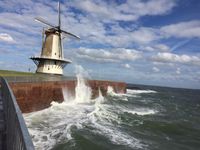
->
[9, 79, 126, 113]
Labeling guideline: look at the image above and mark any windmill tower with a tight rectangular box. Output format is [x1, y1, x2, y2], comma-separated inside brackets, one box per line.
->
[31, 2, 80, 75]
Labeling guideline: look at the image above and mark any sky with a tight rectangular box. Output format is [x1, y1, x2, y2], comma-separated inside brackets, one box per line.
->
[0, 0, 200, 89]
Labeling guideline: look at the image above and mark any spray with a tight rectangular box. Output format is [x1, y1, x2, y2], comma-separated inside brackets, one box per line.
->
[61, 65, 92, 103]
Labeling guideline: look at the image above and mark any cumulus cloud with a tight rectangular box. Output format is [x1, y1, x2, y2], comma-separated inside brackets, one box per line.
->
[0, 0, 198, 86]
[161, 20, 200, 38]
[72, 0, 176, 21]
[76, 47, 142, 63]
[152, 67, 160, 72]
[99, 27, 160, 47]
[0, 0, 178, 49]
[0, 33, 15, 43]
[152, 52, 200, 66]
[112, 20, 200, 47]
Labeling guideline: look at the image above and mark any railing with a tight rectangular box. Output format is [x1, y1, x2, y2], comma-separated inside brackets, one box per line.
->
[0, 77, 34, 150]
[4, 75, 76, 83]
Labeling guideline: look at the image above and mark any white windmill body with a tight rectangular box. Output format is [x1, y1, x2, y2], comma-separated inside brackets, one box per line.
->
[31, 2, 79, 75]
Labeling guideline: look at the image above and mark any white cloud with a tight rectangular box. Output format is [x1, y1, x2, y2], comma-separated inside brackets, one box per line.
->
[72, 0, 176, 21]
[73, 1, 111, 18]
[130, 28, 160, 44]
[123, 63, 131, 69]
[124, 0, 176, 16]
[0, 33, 15, 43]
[154, 44, 170, 52]
[152, 52, 200, 66]
[76, 47, 142, 63]
[161, 20, 200, 38]
[108, 20, 200, 47]
[142, 44, 170, 52]
[0, 0, 177, 49]
[142, 46, 155, 52]
[105, 27, 159, 46]
[176, 67, 181, 74]
[152, 67, 160, 72]
[102, 20, 200, 47]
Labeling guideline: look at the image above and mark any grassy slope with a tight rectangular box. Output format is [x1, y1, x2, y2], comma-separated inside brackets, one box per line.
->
[0, 70, 35, 76]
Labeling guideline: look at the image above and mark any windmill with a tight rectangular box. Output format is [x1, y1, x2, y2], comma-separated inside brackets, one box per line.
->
[30, 1, 80, 75]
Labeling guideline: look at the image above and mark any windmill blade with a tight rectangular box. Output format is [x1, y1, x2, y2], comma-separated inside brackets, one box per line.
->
[58, 1, 61, 28]
[61, 29, 80, 39]
[42, 27, 44, 42]
[35, 17, 56, 28]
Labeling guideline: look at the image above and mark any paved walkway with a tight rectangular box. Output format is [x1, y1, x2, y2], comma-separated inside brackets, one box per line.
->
[0, 86, 5, 150]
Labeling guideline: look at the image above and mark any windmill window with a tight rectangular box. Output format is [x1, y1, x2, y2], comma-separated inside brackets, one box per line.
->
[55, 53, 56, 55]
[54, 61, 57, 65]
[48, 67, 50, 70]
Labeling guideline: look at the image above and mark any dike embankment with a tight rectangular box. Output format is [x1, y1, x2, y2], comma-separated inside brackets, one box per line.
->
[8, 80, 126, 113]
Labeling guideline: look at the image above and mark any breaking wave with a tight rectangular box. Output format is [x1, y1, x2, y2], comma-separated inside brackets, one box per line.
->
[124, 108, 157, 116]
[24, 66, 146, 150]
[127, 89, 157, 94]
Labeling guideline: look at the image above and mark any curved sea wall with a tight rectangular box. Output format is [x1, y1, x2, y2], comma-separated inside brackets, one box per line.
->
[9, 80, 126, 113]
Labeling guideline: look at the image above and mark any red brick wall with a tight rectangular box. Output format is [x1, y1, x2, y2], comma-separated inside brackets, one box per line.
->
[9, 80, 126, 113]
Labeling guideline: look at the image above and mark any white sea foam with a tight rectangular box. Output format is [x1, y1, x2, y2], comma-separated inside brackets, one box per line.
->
[24, 65, 144, 150]
[125, 108, 157, 116]
[107, 86, 155, 99]
[107, 86, 129, 101]
[110, 101, 158, 116]
[127, 89, 157, 94]
[87, 96, 144, 149]
[88, 119, 143, 149]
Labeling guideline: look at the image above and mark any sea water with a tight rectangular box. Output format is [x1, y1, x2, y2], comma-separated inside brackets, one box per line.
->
[24, 68, 200, 150]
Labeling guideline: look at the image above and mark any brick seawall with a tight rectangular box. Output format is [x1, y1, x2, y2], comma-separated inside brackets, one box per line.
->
[9, 80, 126, 113]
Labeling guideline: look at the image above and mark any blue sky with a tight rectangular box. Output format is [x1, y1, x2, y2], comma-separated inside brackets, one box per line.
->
[0, 0, 200, 89]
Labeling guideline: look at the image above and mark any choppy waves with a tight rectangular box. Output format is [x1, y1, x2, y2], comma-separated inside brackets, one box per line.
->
[24, 90, 149, 149]
[24, 86, 157, 149]
[24, 66, 159, 150]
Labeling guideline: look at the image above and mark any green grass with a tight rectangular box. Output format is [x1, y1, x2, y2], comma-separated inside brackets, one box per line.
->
[0, 70, 35, 76]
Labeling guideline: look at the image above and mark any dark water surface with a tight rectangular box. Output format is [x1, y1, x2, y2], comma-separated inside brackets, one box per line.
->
[25, 84, 200, 150]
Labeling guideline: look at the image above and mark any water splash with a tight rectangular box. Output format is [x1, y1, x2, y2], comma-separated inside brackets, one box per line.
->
[75, 74, 92, 103]
[62, 87, 73, 102]
[107, 86, 115, 95]
[24, 65, 145, 150]
[107, 86, 128, 101]
[75, 65, 92, 103]
[62, 65, 92, 103]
